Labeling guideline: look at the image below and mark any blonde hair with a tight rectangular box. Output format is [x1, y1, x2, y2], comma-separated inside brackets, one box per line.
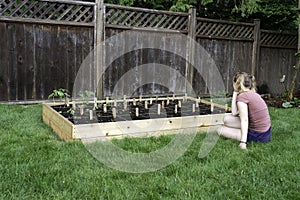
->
[233, 72, 256, 93]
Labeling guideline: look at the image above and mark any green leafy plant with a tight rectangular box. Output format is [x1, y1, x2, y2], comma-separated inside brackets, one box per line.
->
[48, 88, 70, 104]
[282, 101, 293, 108]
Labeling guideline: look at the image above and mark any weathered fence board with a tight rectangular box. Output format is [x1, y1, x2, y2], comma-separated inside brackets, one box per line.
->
[0, 21, 94, 101]
[0, 1, 299, 102]
[258, 47, 297, 95]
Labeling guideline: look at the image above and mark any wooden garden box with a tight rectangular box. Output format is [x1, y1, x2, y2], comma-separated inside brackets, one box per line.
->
[42, 97, 230, 141]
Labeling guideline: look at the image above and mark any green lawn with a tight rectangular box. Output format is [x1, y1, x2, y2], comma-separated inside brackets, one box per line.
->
[0, 104, 299, 199]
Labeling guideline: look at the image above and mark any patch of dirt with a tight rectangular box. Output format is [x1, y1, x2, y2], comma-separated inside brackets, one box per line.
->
[262, 95, 300, 108]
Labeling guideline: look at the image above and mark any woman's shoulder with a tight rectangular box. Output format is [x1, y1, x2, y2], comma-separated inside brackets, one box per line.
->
[237, 90, 258, 102]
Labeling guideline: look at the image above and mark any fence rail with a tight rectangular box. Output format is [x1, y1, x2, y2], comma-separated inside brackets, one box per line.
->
[0, 0, 298, 101]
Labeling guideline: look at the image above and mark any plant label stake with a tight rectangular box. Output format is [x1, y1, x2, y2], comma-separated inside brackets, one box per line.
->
[178, 101, 182, 108]
[123, 100, 127, 111]
[114, 99, 117, 107]
[158, 104, 161, 115]
[167, 97, 170, 105]
[150, 97, 153, 105]
[192, 104, 195, 113]
[196, 98, 199, 108]
[106, 97, 109, 104]
[80, 106, 84, 116]
[94, 97, 97, 109]
[145, 101, 148, 109]
[225, 103, 228, 112]
[175, 105, 178, 114]
[210, 99, 214, 113]
[89, 110, 93, 120]
[135, 107, 139, 117]
[103, 104, 107, 113]
[184, 93, 187, 102]
[139, 95, 142, 102]
[66, 98, 70, 107]
[172, 94, 175, 101]
[162, 101, 165, 109]
[133, 98, 136, 106]
[112, 107, 117, 119]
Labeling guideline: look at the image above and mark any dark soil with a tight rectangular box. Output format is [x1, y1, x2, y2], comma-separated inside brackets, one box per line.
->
[263, 95, 300, 108]
[52, 100, 230, 125]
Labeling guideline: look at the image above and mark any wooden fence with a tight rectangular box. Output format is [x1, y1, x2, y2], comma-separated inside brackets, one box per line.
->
[0, 0, 298, 101]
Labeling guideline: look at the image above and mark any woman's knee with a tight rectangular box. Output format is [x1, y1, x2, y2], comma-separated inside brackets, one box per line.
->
[223, 115, 240, 128]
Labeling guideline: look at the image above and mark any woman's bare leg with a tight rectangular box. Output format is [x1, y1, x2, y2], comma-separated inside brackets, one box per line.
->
[217, 115, 242, 141]
[217, 126, 242, 141]
[223, 115, 241, 129]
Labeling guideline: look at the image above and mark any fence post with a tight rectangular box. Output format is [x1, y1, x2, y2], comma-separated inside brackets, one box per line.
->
[94, 0, 105, 98]
[251, 19, 260, 76]
[186, 7, 197, 95]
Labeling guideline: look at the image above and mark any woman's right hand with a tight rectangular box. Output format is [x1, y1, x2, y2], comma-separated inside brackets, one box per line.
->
[239, 142, 247, 150]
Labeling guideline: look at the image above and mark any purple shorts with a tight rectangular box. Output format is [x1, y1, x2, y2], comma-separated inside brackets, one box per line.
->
[247, 127, 272, 143]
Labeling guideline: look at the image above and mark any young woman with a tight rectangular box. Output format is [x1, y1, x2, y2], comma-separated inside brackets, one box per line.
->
[217, 72, 272, 150]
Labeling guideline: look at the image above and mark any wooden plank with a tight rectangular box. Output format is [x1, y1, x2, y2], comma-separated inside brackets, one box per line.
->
[105, 4, 190, 16]
[251, 19, 260, 75]
[42, 103, 74, 140]
[0, 22, 9, 101]
[0, 17, 94, 27]
[15, 23, 26, 100]
[7, 22, 17, 100]
[24, 23, 35, 100]
[74, 113, 227, 139]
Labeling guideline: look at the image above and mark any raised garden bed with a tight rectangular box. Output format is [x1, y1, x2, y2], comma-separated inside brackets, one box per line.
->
[42, 95, 231, 141]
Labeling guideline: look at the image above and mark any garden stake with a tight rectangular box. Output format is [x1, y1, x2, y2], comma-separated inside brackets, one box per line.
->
[112, 107, 117, 119]
[150, 97, 153, 104]
[175, 105, 178, 114]
[210, 100, 214, 113]
[123, 100, 127, 111]
[106, 97, 109, 104]
[145, 101, 148, 109]
[135, 107, 139, 117]
[66, 98, 70, 107]
[192, 104, 195, 113]
[139, 95, 142, 102]
[89, 110, 93, 120]
[162, 101, 165, 109]
[114, 99, 117, 107]
[93, 97, 97, 109]
[172, 94, 175, 101]
[178, 101, 182, 108]
[167, 97, 170, 105]
[133, 98, 136, 106]
[158, 104, 161, 115]
[80, 106, 84, 116]
[103, 104, 107, 113]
